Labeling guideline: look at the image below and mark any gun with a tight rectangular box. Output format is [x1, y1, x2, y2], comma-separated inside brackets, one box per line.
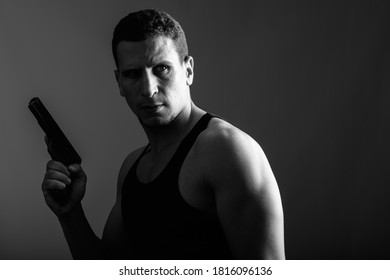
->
[28, 97, 81, 166]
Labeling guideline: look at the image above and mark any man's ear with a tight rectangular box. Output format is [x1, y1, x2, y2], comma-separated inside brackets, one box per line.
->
[184, 56, 194, 86]
[114, 69, 120, 83]
[114, 69, 124, 96]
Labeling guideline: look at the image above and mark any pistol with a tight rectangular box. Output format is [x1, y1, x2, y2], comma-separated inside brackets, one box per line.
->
[28, 97, 82, 166]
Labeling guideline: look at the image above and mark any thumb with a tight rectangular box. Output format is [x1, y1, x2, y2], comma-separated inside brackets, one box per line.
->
[68, 164, 87, 182]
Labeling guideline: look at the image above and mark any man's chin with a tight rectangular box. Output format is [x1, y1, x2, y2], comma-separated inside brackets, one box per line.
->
[138, 116, 170, 128]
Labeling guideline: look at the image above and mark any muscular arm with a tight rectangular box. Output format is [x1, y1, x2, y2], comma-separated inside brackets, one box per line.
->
[58, 203, 105, 259]
[203, 124, 285, 259]
[42, 161, 105, 259]
[61, 148, 142, 259]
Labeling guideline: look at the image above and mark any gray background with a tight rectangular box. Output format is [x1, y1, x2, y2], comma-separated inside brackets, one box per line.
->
[1, 0, 389, 259]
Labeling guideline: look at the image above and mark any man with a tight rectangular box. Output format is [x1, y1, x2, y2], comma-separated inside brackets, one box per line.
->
[42, 9, 285, 259]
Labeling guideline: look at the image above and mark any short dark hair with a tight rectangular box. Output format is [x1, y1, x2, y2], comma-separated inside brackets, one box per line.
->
[112, 9, 188, 67]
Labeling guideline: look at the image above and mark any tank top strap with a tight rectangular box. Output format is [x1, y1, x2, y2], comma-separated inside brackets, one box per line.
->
[167, 112, 219, 174]
[133, 143, 151, 167]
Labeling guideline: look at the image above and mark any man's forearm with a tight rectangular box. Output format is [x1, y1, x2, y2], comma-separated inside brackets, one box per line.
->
[58, 203, 105, 259]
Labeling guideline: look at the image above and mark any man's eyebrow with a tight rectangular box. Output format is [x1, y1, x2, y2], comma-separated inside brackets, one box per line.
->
[120, 58, 174, 70]
[157, 60, 174, 65]
[120, 66, 138, 72]
[148, 56, 174, 66]
[119, 67, 142, 75]
[119, 62, 139, 70]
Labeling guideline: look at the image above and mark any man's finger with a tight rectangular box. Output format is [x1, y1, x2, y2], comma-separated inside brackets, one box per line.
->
[46, 160, 70, 176]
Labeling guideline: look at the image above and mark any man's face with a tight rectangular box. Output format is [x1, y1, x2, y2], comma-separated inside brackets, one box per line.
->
[115, 36, 194, 128]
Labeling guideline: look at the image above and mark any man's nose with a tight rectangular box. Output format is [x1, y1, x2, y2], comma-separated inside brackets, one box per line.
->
[141, 71, 158, 98]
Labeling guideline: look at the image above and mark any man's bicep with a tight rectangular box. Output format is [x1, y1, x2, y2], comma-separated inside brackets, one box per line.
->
[206, 130, 285, 259]
[215, 173, 284, 259]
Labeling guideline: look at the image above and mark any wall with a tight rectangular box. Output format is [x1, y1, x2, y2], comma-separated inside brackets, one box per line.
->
[0, 0, 389, 259]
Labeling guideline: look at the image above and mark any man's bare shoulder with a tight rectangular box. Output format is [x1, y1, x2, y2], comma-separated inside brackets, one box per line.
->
[203, 118, 254, 142]
[194, 117, 276, 192]
[196, 117, 262, 161]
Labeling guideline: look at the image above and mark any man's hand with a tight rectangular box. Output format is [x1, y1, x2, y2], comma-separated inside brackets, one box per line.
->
[42, 160, 87, 217]
[42, 136, 87, 217]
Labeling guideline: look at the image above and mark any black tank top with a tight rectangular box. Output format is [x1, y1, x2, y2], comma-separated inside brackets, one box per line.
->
[121, 113, 232, 259]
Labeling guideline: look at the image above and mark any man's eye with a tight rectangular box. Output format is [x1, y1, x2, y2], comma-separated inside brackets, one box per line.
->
[154, 65, 170, 74]
[122, 69, 139, 78]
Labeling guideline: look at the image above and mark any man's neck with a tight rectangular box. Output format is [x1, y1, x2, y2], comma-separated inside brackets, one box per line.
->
[142, 102, 205, 157]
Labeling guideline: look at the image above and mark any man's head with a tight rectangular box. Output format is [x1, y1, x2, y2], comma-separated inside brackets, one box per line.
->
[112, 9, 188, 68]
[113, 9, 194, 128]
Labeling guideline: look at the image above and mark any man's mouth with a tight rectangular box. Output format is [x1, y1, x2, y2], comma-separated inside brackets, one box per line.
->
[142, 103, 164, 112]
